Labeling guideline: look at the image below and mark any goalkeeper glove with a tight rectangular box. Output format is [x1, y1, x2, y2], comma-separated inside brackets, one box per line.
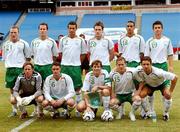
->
[22, 95, 35, 106]
[16, 96, 23, 106]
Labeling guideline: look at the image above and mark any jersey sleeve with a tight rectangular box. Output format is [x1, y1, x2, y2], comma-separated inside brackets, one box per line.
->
[104, 70, 111, 87]
[108, 38, 114, 50]
[118, 37, 123, 54]
[81, 38, 87, 54]
[167, 39, 174, 56]
[2, 42, 5, 61]
[134, 67, 144, 82]
[64, 75, 75, 100]
[30, 39, 35, 57]
[13, 76, 21, 97]
[34, 73, 42, 97]
[139, 35, 145, 54]
[59, 37, 64, 53]
[144, 39, 151, 56]
[23, 40, 31, 59]
[161, 70, 176, 80]
[82, 73, 91, 92]
[51, 39, 59, 57]
[87, 39, 91, 53]
[43, 76, 53, 101]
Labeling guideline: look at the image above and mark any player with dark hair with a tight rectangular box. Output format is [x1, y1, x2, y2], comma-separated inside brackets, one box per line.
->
[76, 60, 112, 121]
[59, 21, 87, 117]
[135, 56, 178, 121]
[42, 62, 76, 119]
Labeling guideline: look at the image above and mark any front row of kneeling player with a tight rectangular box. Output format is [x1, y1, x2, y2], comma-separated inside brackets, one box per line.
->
[10, 57, 178, 121]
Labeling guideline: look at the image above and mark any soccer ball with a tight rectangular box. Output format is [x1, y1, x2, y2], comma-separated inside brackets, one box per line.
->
[83, 111, 95, 121]
[101, 110, 114, 121]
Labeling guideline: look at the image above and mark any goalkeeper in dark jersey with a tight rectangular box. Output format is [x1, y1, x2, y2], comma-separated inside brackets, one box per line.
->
[11, 62, 44, 119]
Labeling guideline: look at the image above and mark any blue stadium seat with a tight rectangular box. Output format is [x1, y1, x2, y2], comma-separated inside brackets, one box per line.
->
[80, 13, 136, 28]
[20, 12, 77, 43]
[141, 12, 180, 47]
[0, 11, 21, 38]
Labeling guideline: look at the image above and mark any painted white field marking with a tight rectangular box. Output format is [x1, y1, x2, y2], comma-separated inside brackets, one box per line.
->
[10, 118, 36, 132]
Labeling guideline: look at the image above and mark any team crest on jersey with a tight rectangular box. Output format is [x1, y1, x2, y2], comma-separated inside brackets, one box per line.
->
[121, 39, 128, 47]
[31, 81, 35, 86]
[151, 41, 157, 48]
[90, 41, 96, 47]
[64, 40, 68, 45]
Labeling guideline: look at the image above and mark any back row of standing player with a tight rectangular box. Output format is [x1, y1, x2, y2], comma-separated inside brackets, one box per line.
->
[2, 20, 175, 119]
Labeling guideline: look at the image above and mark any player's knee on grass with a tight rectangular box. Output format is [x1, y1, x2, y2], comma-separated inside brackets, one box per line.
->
[67, 98, 75, 107]
[110, 98, 120, 111]
[133, 95, 141, 106]
[139, 89, 148, 98]
[102, 89, 110, 96]
[110, 98, 119, 106]
[76, 100, 86, 112]
[162, 89, 171, 100]
[10, 96, 16, 105]
[36, 95, 44, 103]
[42, 100, 49, 107]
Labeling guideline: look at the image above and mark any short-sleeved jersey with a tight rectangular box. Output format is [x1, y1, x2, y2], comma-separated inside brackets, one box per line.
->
[2, 39, 31, 68]
[110, 67, 136, 94]
[82, 69, 111, 92]
[31, 37, 58, 65]
[135, 66, 175, 87]
[43, 73, 75, 101]
[118, 34, 145, 62]
[13, 71, 42, 97]
[87, 37, 114, 66]
[59, 36, 87, 66]
[145, 36, 173, 63]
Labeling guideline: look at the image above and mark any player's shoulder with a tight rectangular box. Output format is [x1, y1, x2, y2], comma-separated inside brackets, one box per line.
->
[46, 74, 54, 81]
[109, 68, 119, 77]
[47, 37, 56, 43]
[85, 71, 94, 78]
[88, 37, 96, 42]
[152, 66, 165, 74]
[18, 73, 25, 79]
[60, 36, 69, 42]
[61, 73, 72, 80]
[101, 69, 109, 75]
[161, 35, 171, 41]
[33, 71, 41, 78]
[119, 33, 126, 39]
[134, 34, 144, 40]
[31, 37, 39, 42]
[146, 37, 154, 43]
[75, 36, 84, 40]
[126, 67, 136, 73]
[2, 39, 10, 45]
[103, 36, 112, 41]
[19, 39, 29, 45]
[134, 65, 143, 73]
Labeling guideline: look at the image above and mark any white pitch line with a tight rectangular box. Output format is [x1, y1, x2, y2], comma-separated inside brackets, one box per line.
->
[10, 118, 36, 132]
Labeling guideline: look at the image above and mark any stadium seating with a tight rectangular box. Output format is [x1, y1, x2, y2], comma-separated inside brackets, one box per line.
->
[20, 12, 77, 43]
[0, 11, 21, 38]
[141, 12, 180, 48]
[80, 13, 136, 28]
